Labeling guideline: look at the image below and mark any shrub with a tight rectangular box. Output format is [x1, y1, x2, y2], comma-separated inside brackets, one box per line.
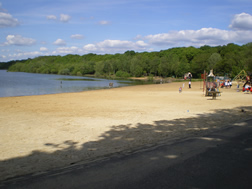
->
[148, 74, 154, 81]
[115, 70, 131, 78]
[76, 71, 82, 76]
[58, 68, 70, 75]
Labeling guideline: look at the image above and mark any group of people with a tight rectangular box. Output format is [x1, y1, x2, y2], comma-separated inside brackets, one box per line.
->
[220, 80, 232, 88]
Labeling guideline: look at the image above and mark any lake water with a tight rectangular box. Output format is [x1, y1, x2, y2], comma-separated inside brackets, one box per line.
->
[0, 70, 135, 97]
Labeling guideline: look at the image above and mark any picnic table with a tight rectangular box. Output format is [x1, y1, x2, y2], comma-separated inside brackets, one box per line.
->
[208, 91, 221, 99]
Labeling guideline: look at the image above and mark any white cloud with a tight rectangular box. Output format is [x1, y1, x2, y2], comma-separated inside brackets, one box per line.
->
[143, 27, 252, 47]
[98, 20, 110, 25]
[136, 40, 148, 47]
[40, 47, 48, 52]
[98, 40, 132, 48]
[71, 34, 84, 39]
[0, 12, 19, 28]
[53, 39, 66, 46]
[83, 44, 97, 51]
[83, 39, 148, 53]
[46, 14, 71, 22]
[229, 12, 252, 30]
[60, 14, 71, 22]
[2, 11, 252, 62]
[46, 15, 57, 20]
[5, 51, 42, 61]
[134, 35, 143, 40]
[53, 46, 82, 55]
[4, 35, 36, 46]
[1, 55, 6, 59]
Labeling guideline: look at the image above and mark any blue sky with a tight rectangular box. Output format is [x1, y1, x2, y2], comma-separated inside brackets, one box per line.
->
[1, 0, 252, 62]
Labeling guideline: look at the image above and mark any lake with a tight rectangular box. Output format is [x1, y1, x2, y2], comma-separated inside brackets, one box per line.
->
[0, 70, 136, 97]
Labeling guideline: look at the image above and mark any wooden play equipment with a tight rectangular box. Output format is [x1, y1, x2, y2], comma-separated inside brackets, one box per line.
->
[232, 70, 248, 83]
[184, 72, 192, 80]
[204, 70, 221, 99]
[232, 70, 252, 92]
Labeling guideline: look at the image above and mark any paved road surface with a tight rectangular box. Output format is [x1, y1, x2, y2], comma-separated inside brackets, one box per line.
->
[1, 119, 252, 189]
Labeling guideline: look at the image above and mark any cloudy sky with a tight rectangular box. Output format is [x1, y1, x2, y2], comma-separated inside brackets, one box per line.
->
[1, 0, 252, 62]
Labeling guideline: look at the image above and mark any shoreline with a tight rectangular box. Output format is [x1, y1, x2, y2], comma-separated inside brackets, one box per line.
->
[0, 81, 252, 181]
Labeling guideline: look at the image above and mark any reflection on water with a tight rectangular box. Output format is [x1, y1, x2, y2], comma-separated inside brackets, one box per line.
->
[0, 70, 143, 97]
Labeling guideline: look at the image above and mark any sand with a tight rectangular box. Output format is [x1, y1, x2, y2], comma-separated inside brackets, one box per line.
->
[0, 81, 252, 181]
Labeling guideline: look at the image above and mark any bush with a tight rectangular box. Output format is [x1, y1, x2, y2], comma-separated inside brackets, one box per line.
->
[115, 70, 131, 78]
[76, 71, 82, 76]
[148, 74, 154, 81]
[58, 68, 70, 75]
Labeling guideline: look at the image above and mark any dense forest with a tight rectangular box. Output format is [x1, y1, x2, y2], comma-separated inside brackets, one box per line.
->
[1, 43, 252, 79]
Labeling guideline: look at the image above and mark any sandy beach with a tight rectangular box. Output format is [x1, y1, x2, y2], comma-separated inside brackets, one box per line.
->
[0, 81, 252, 181]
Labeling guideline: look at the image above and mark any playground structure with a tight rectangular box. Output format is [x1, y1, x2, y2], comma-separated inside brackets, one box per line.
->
[184, 72, 192, 80]
[232, 70, 249, 87]
[202, 69, 252, 95]
[232, 70, 249, 83]
[204, 70, 221, 98]
[232, 70, 252, 93]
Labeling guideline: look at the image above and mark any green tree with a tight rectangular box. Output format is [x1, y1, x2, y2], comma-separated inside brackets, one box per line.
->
[175, 56, 190, 78]
[130, 56, 143, 77]
[208, 53, 222, 70]
[103, 60, 114, 76]
[58, 68, 70, 75]
[191, 53, 210, 77]
[149, 56, 160, 76]
[243, 43, 252, 72]
[94, 61, 104, 76]
[124, 50, 136, 56]
[5, 42, 252, 78]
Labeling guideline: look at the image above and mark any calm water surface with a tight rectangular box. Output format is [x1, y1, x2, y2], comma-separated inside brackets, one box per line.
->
[0, 70, 134, 97]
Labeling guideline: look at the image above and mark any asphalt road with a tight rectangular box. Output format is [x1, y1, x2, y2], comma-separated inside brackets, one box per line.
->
[1, 119, 252, 189]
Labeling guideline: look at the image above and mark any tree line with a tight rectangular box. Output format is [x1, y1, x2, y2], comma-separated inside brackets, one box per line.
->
[1, 42, 252, 79]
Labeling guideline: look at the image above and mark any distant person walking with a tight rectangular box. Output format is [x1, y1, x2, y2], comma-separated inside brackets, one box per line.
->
[189, 81, 191, 88]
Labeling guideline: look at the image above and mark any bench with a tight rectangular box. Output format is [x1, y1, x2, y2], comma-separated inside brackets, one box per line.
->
[208, 91, 221, 99]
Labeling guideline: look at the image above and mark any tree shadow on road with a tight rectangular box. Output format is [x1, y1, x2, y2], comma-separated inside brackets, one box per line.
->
[1, 106, 252, 182]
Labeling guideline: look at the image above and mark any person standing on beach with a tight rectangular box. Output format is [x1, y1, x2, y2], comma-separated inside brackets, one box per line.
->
[189, 81, 191, 88]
